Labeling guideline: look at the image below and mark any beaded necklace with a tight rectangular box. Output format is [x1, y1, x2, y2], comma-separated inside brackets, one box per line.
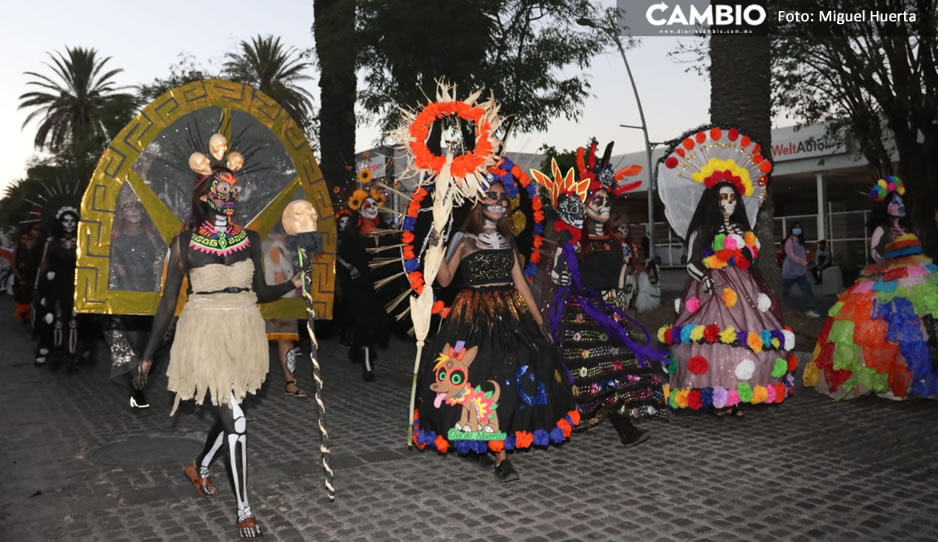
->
[190, 220, 250, 256]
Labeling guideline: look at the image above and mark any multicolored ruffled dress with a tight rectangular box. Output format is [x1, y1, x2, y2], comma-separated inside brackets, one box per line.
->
[804, 233, 938, 398]
[553, 235, 667, 427]
[412, 246, 578, 454]
[659, 231, 798, 410]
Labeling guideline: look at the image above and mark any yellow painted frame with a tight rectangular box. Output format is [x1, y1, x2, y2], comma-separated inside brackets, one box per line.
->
[76, 79, 335, 319]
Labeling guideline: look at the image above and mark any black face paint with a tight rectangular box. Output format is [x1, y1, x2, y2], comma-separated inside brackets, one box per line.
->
[557, 194, 586, 228]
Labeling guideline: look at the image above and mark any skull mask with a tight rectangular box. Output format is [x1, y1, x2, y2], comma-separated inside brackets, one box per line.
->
[887, 193, 906, 218]
[597, 167, 615, 192]
[360, 197, 379, 220]
[207, 171, 239, 216]
[556, 193, 585, 229]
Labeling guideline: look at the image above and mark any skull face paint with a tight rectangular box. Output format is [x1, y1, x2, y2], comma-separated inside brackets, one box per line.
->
[481, 186, 509, 221]
[360, 197, 379, 219]
[337, 215, 351, 232]
[60, 212, 78, 234]
[557, 193, 586, 229]
[586, 190, 611, 223]
[888, 193, 906, 217]
[207, 171, 239, 216]
[598, 167, 615, 192]
[718, 186, 737, 218]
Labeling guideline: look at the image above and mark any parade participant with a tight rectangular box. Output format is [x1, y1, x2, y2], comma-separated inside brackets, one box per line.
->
[804, 177, 938, 399]
[342, 188, 391, 381]
[262, 228, 305, 397]
[34, 199, 82, 370]
[412, 181, 577, 482]
[136, 134, 300, 539]
[105, 185, 165, 408]
[537, 142, 667, 447]
[656, 126, 797, 416]
[12, 222, 39, 323]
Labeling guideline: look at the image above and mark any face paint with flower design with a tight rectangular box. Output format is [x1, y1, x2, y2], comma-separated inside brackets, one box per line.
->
[360, 197, 379, 219]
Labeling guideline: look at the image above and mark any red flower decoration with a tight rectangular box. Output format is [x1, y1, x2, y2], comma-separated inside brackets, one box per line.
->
[401, 231, 415, 244]
[687, 390, 703, 410]
[774, 382, 787, 403]
[515, 431, 534, 449]
[568, 410, 581, 426]
[431, 300, 445, 314]
[488, 440, 504, 453]
[688, 355, 709, 375]
[663, 327, 675, 345]
[403, 246, 416, 260]
[703, 325, 720, 344]
[557, 419, 572, 438]
[787, 353, 798, 372]
[434, 435, 449, 453]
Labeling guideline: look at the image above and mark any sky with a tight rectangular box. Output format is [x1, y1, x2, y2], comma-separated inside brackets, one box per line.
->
[0, 0, 715, 194]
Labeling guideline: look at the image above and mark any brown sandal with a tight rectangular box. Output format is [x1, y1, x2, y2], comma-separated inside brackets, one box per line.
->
[183, 462, 218, 498]
[285, 378, 307, 398]
[236, 516, 263, 539]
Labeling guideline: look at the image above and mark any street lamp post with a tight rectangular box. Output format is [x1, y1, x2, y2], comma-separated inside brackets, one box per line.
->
[577, 15, 656, 261]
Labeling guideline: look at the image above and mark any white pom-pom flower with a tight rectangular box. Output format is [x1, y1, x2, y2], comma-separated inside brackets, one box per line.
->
[674, 298, 681, 314]
[757, 293, 772, 313]
[782, 330, 796, 351]
[734, 359, 756, 380]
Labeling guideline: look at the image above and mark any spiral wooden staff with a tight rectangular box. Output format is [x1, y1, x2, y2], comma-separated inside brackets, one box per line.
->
[282, 200, 335, 502]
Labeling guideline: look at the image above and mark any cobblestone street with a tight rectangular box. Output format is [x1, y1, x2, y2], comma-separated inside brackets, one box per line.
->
[2, 296, 937, 541]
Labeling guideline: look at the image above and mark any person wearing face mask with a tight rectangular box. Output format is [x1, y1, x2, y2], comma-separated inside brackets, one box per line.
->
[804, 177, 938, 400]
[411, 180, 578, 483]
[781, 222, 821, 318]
[657, 127, 797, 417]
[545, 142, 668, 446]
[34, 200, 85, 371]
[135, 134, 301, 539]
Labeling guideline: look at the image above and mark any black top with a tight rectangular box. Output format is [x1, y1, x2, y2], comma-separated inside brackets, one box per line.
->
[580, 236, 622, 291]
[459, 248, 514, 286]
[141, 228, 293, 362]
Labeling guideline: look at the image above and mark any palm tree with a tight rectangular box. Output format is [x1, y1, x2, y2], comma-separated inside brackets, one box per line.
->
[19, 46, 133, 152]
[223, 35, 316, 130]
[709, 7, 776, 285]
[315, 0, 357, 191]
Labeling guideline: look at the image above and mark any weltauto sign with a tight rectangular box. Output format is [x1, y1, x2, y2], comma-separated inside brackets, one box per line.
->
[771, 127, 847, 162]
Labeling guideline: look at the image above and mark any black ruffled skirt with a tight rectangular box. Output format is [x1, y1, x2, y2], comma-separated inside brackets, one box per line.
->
[412, 286, 578, 454]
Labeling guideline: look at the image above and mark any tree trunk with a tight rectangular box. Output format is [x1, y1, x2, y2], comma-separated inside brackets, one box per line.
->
[314, 0, 357, 192]
[897, 134, 938, 256]
[709, 28, 777, 287]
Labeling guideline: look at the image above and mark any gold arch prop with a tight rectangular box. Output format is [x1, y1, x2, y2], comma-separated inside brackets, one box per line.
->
[76, 79, 335, 319]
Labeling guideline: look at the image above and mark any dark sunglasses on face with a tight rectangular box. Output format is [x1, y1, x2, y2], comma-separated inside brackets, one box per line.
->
[484, 191, 509, 202]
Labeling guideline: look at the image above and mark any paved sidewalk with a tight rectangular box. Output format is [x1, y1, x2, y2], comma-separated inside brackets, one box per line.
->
[1, 295, 937, 541]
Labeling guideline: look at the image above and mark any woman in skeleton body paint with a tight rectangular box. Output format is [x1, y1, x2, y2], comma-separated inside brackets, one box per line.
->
[137, 134, 300, 540]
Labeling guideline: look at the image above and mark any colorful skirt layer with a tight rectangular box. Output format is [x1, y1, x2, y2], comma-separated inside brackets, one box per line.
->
[659, 265, 797, 410]
[412, 286, 578, 454]
[562, 290, 666, 428]
[804, 235, 938, 399]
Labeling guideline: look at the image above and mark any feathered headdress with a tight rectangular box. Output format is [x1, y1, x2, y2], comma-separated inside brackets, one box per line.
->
[531, 158, 590, 243]
[576, 141, 643, 198]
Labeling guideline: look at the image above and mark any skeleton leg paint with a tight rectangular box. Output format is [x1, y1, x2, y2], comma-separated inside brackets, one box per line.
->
[221, 392, 259, 537]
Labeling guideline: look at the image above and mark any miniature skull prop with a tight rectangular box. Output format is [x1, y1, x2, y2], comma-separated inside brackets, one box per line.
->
[282, 200, 319, 235]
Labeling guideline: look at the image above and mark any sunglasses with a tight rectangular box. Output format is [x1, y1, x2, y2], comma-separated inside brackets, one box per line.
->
[484, 191, 509, 202]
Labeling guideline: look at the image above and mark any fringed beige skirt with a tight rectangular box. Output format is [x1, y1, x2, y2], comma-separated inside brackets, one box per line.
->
[167, 291, 268, 414]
